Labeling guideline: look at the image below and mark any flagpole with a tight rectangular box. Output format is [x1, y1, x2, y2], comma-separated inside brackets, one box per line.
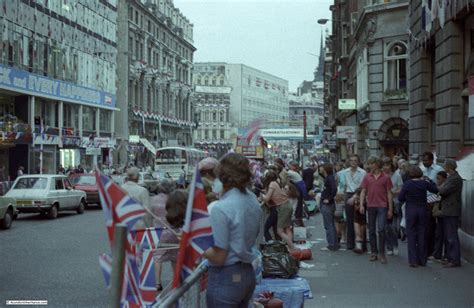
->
[40, 120, 44, 174]
[110, 224, 127, 308]
[172, 167, 198, 288]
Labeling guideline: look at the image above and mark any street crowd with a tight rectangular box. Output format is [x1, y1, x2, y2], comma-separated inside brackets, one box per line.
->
[113, 150, 463, 307]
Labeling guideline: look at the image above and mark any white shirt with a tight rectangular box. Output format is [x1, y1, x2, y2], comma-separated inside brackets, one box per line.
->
[343, 167, 367, 193]
[423, 163, 444, 198]
[423, 163, 444, 182]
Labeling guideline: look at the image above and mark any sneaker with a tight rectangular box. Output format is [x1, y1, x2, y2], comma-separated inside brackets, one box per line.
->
[393, 248, 399, 256]
[409, 263, 419, 268]
[379, 255, 388, 264]
[353, 248, 363, 255]
[428, 256, 435, 260]
[387, 250, 394, 256]
[369, 254, 378, 261]
[320, 247, 329, 251]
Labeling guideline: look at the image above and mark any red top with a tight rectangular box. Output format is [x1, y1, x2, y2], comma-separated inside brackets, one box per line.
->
[361, 172, 393, 208]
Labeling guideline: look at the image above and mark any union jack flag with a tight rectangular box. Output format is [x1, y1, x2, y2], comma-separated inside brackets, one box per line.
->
[95, 173, 146, 244]
[138, 248, 156, 303]
[95, 171, 155, 307]
[98, 253, 112, 288]
[173, 168, 214, 288]
[129, 227, 163, 250]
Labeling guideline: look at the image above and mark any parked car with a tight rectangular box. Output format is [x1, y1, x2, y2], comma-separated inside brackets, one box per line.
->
[0, 196, 17, 230]
[69, 174, 100, 207]
[5, 175, 87, 219]
[138, 172, 159, 193]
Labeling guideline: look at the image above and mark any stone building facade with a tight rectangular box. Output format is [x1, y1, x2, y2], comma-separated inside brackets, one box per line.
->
[117, 0, 195, 166]
[289, 81, 324, 137]
[326, 0, 410, 161]
[193, 62, 288, 144]
[408, 0, 474, 262]
[192, 63, 233, 157]
[0, 0, 117, 176]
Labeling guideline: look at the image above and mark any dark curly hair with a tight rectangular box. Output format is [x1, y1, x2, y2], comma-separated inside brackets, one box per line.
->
[165, 190, 188, 228]
[217, 153, 252, 193]
[262, 170, 280, 190]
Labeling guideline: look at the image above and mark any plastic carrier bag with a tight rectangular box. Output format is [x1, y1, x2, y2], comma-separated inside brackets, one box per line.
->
[260, 241, 299, 279]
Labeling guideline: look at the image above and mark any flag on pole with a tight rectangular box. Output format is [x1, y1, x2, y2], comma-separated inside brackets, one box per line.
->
[173, 168, 214, 288]
[128, 227, 163, 250]
[98, 253, 112, 288]
[242, 118, 264, 145]
[95, 173, 145, 244]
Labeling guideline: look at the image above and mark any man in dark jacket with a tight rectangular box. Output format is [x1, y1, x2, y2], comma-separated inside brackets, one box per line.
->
[439, 159, 463, 268]
[302, 163, 315, 193]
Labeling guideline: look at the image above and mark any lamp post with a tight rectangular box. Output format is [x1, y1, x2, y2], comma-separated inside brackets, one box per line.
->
[317, 18, 341, 25]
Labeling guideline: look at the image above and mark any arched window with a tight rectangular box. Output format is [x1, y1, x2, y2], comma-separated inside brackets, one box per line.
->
[204, 77, 208, 86]
[220, 77, 225, 86]
[385, 41, 407, 91]
[196, 77, 201, 85]
[212, 77, 216, 86]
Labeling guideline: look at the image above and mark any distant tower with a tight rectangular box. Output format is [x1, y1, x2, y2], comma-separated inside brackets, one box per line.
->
[314, 29, 325, 82]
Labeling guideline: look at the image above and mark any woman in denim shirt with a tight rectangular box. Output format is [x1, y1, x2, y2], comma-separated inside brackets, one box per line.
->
[203, 153, 263, 307]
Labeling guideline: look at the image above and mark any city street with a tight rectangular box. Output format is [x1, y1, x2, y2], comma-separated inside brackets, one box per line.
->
[0, 208, 172, 307]
[1, 206, 473, 307]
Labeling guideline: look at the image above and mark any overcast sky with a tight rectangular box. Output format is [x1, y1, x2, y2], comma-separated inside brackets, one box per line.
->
[173, 0, 333, 92]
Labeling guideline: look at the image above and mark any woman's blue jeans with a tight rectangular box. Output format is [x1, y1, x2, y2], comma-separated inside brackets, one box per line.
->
[207, 262, 256, 308]
[321, 203, 338, 248]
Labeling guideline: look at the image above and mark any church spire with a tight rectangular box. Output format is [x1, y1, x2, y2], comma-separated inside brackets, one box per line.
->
[314, 29, 325, 82]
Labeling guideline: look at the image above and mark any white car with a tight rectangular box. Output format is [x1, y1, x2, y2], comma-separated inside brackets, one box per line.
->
[5, 175, 87, 219]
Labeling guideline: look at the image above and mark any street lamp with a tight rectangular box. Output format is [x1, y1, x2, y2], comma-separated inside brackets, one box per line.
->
[317, 18, 341, 25]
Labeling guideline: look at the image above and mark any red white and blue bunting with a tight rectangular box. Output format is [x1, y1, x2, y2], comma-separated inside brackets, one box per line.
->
[132, 108, 194, 127]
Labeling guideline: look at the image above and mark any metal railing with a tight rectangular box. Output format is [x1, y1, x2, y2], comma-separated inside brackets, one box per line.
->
[157, 262, 208, 308]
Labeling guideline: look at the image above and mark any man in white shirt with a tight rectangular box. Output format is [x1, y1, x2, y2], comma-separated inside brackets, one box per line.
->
[343, 154, 367, 251]
[121, 167, 151, 228]
[421, 151, 444, 258]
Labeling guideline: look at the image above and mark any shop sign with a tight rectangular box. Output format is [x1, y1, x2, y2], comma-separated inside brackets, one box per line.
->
[33, 134, 60, 145]
[0, 64, 116, 108]
[336, 126, 356, 139]
[81, 137, 115, 148]
[86, 148, 101, 155]
[338, 99, 356, 110]
[129, 135, 140, 143]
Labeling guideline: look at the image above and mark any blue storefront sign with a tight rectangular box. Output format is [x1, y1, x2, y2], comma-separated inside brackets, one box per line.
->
[0, 64, 116, 108]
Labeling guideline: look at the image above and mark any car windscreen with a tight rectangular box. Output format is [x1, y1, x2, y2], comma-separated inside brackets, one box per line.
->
[13, 177, 49, 189]
[70, 176, 96, 185]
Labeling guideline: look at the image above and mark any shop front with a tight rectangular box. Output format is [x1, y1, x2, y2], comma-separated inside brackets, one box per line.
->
[80, 137, 116, 171]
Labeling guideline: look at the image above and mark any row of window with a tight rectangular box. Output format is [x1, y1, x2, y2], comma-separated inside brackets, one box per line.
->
[128, 80, 190, 120]
[128, 5, 192, 61]
[195, 75, 226, 86]
[31, 99, 112, 133]
[198, 110, 228, 123]
[129, 36, 191, 84]
[0, 27, 116, 93]
[198, 129, 228, 140]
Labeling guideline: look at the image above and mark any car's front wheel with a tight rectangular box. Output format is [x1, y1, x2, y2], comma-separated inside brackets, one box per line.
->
[77, 199, 85, 214]
[0, 208, 13, 230]
[47, 204, 58, 219]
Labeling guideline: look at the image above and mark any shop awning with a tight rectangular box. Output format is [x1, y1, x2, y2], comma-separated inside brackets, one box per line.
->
[140, 138, 157, 155]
